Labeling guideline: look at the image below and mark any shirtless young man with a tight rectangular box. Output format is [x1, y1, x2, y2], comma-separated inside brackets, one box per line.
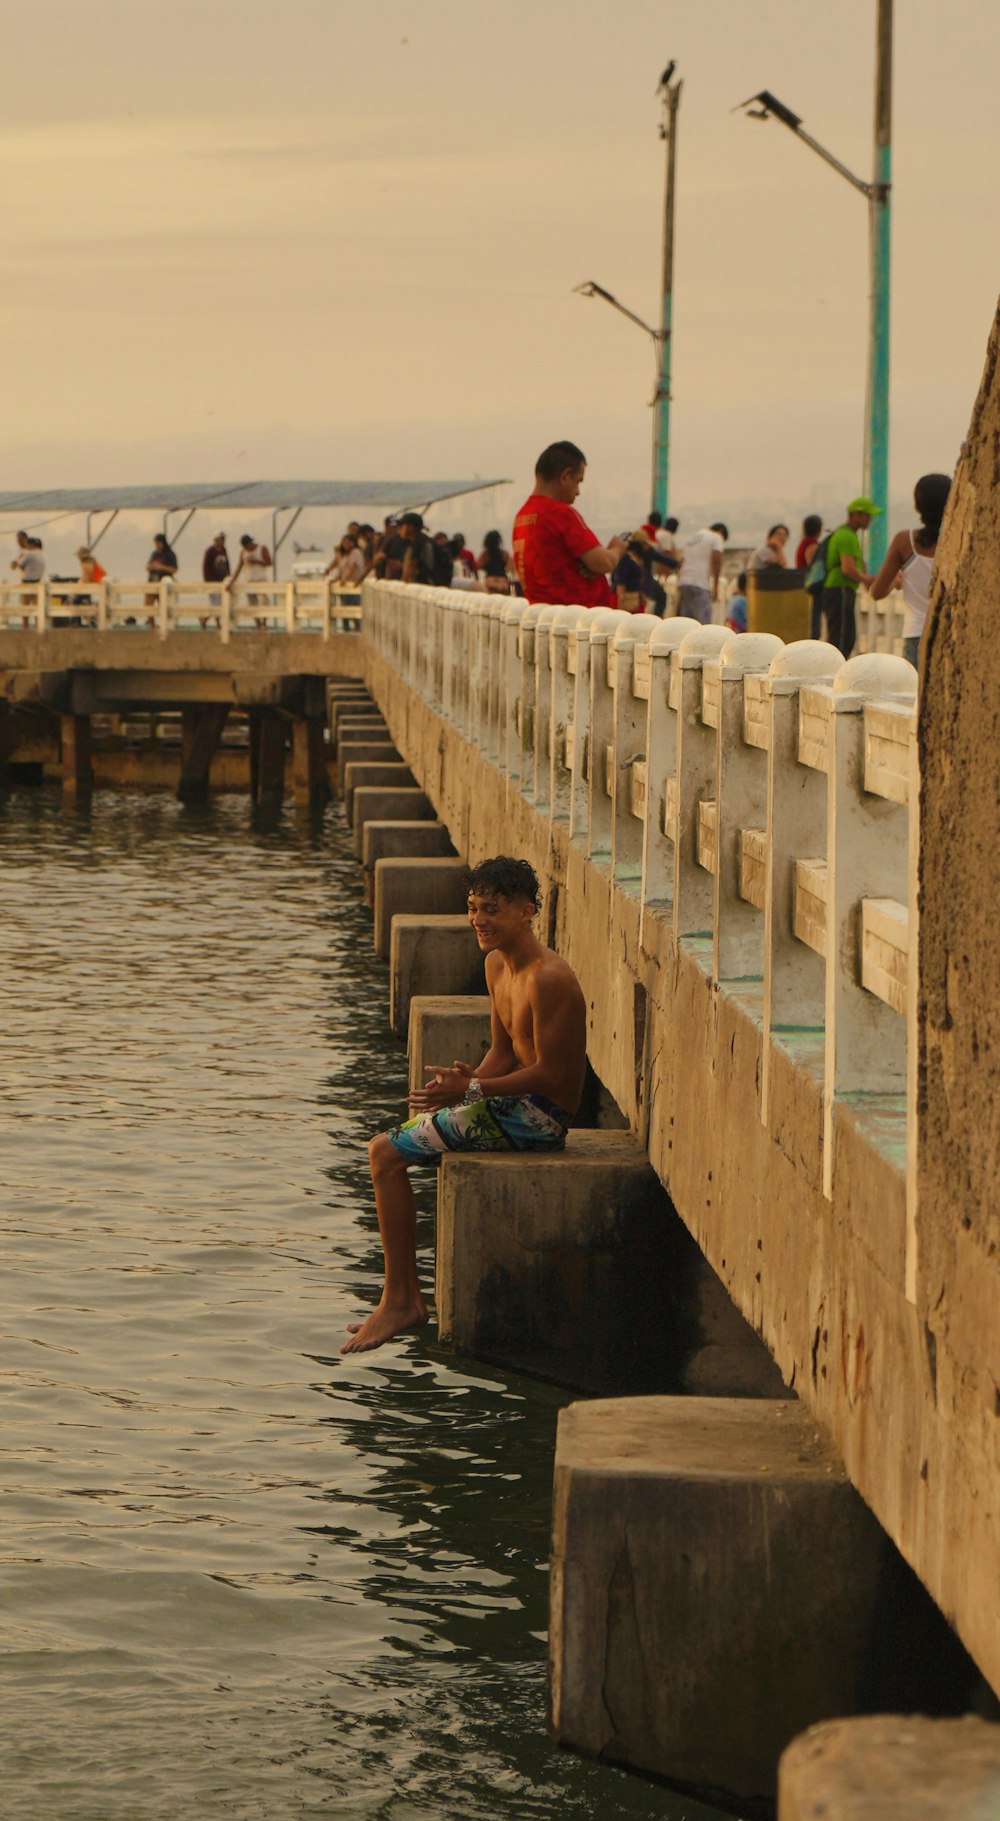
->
[342, 856, 588, 1354]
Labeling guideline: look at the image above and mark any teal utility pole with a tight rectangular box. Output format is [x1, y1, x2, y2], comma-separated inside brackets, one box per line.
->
[865, 0, 893, 568]
[738, 1, 894, 565]
[652, 72, 682, 520]
[574, 62, 682, 520]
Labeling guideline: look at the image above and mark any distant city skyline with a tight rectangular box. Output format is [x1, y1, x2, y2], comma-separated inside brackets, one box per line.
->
[1, 0, 996, 545]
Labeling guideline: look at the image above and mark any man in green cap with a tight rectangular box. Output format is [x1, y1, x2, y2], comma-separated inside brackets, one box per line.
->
[820, 496, 881, 657]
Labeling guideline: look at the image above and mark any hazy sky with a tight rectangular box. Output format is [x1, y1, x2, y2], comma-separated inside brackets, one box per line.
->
[2, 0, 998, 562]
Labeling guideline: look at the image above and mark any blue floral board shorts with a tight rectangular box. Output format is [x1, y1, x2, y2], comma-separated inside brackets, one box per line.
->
[385, 1088, 571, 1166]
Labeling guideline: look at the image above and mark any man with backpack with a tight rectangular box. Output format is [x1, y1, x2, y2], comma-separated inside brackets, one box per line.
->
[815, 497, 879, 657]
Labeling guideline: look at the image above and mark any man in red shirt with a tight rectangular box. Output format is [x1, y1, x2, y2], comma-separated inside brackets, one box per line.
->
[513, 441, 625, 607]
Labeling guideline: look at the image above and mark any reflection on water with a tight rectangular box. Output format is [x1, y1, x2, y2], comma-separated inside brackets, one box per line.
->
[0, 790, 722, 1820]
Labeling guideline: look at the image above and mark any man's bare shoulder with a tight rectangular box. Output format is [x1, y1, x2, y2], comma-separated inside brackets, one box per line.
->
[526, 946, 584, 1000]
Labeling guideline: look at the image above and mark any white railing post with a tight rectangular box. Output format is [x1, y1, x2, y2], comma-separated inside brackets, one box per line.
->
[285, 581, 296, 634]
[531, 606, 560, 811]
[639, 617, 699, 924]
[485, 592, 504, 762]
[759, 642, 844, 1124]
[36, 582, 47, 634]
[671, 625, 729, 940]
[516, 603, 542, 800]
[710, 633, 784, 983]
[585, 608, 628, 862]
[548, 606, 588, 821]
[500, 600, 527, 781]
[158, 580, 170, 639]
[568, 618, 593, 841]
[611, 616, 658, 888]
[823, 653, 918, 1198]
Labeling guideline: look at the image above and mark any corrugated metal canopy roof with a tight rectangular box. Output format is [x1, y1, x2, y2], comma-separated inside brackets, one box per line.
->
[0, 478, 509, 514]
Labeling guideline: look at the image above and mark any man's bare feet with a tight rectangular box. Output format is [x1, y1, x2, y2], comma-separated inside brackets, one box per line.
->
[341, 1295, 429, 1354]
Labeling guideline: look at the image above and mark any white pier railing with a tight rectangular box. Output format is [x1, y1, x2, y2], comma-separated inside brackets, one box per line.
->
[0, 578, 362, 638]
[363, 579, 919, 1287]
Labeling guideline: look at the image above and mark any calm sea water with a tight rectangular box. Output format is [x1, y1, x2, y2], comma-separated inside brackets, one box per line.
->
[0, 789, 723, 1821]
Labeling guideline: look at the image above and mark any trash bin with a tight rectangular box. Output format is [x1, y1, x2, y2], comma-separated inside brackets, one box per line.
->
[746, 567, 811, 642]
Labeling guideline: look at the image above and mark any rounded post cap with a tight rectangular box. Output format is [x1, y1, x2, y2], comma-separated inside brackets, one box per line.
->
[613, 613, 659, 648]
[718, 631, 784, 674]
[551, 603, 592, 633]
[648, 614, 702, 654]
[833, 652, 918, 704]
[768, 639, 845, 680]
[500, 598, 528, 625]
[678, 623, 730, 666]
[520, 601, 545, 629]
[586, 606, 632, 642]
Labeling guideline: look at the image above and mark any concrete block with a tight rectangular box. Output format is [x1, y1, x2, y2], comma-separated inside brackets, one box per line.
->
[352, 788, 434, 860]
[437, 1142, 787, 1396]
[373, 857, 471, 957]
[389, 914, 485, 1036]
[336, 740, 401, 792]
[343, 760, 416, 821]
[362, 821, 456, 904]
[550, 1397, 985, 1810]
[407, 994, 492, 1093]
[334, 718, 390, 749]
[779, 1715, 1000, 1820]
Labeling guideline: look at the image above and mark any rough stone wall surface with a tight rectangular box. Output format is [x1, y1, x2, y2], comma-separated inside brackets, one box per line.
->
[918, 299, 1000, 1679]
[364, 635, 999, 1695]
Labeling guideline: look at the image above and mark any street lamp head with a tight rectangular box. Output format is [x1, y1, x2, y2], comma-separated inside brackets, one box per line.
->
[735, 89, 803, 130]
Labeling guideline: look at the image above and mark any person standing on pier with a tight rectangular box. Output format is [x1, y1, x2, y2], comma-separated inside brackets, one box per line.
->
[820, 497, 879, 657]
[512, 440, 625, 607]
[144, 532, 178, 625]
[869, 472, 951, 669]
[342, 856, 588, 1354]
[200, 531, 229, 629]
[676, 522, 728, 623]
[230, 532, 273, 629]
[12, 530, 45, 627]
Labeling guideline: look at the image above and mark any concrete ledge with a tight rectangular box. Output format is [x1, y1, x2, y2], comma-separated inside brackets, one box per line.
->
[352, 788, 433, 858]
[779, 1715, 1000, 1819]
[407, 994, 492, 1093]
[389, 914, 485, 1036]
[373, 857, 471, 957]
[337, 737, 399, 769]
[437, 1145, 787, 1397]
[343, 760, 415, 821]
[550, 1396, 981, 1809]
[362, 821, 456, 903]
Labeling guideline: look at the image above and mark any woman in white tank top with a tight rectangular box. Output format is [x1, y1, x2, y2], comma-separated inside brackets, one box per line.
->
[870, 472, 951, 670]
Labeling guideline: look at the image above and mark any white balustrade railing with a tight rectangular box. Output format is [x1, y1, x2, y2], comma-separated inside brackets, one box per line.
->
[0, 578, 363, 639]
[363, 578, 920, 1241]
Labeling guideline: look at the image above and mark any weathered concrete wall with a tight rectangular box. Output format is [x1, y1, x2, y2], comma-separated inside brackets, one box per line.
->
[364, 637, 999, 1695]
[917, 299, 1000, 1693]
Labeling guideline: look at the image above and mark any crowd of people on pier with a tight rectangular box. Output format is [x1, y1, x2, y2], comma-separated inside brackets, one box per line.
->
[5, 444, 950, 665]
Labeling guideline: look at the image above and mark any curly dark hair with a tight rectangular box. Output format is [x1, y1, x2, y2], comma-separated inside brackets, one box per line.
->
[466, 856, 541, 910]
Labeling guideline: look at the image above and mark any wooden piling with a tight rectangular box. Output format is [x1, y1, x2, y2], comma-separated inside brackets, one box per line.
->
[177, 704, 230, 802]
[60, 712, 93, 796]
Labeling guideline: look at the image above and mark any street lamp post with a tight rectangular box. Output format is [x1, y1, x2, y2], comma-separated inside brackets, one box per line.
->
[738, 0, 893, 567]
[575, 63, 682, 521]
